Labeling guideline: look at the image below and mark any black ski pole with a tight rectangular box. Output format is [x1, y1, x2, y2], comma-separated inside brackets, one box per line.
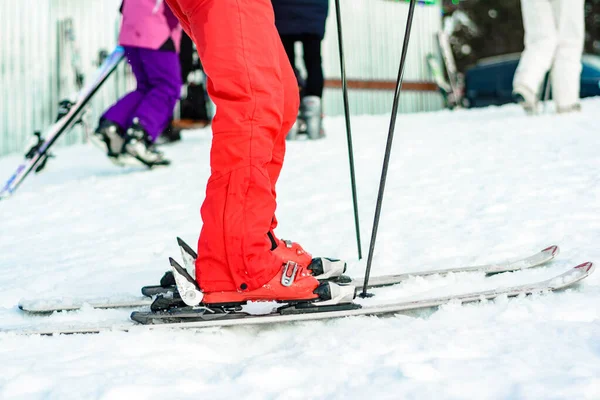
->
[334, 0, 363, 260]
[360, 0, 417, 297]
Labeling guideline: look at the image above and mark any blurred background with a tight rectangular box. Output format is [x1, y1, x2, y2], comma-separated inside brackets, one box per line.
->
[0, 0, 599, 156]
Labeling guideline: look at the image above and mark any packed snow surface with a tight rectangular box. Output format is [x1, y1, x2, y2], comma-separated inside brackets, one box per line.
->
[1, 100, 599, 399]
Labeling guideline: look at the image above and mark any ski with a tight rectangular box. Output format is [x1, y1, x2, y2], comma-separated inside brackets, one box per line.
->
[0, 46, 125, 201]
[437, 30, 463, 107]
[3, 262, 593, 335]
[18, 296, 152, 314]
[362, 244, 559, 286]
[18, 244, 559, 313]
[140, 243, 559, 297]
[426, 53, 455, 108]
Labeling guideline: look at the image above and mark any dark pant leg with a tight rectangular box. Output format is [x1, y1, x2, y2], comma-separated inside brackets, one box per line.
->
[102, 47, 149, 130]
[280, 35, 297, 71]
[301, 34, 324, 98]
[179, 32, 195, 82]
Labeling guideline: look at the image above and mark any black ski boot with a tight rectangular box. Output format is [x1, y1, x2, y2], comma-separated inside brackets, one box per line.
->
[91, 119, 126, 165]
[155, 120, 182, 145]
[124, 118, 171, 167]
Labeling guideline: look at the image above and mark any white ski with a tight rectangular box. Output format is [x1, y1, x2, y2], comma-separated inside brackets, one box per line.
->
[17, 245, 559, 313]
[18, 296, 151, 313]
[5, 261, 592, 336]
[361, 245, 558, 287]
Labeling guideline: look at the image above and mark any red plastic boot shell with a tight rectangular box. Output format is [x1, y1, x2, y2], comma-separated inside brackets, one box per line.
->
[202, 263, 320, 305]
[271, 238, 313, 268]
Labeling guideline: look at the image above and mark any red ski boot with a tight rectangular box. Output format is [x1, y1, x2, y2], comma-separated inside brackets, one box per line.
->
[269, 232, 347, 281]
[271, 237, 312, 266]
[170, 258, 355, 307]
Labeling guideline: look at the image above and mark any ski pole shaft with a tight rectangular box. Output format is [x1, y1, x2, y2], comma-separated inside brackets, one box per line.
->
[361, 0, 417, 297]
[334, 0, 363, 260]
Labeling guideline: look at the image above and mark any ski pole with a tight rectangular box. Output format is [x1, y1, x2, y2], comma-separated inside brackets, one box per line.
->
[334, 0, 363, 260]
[360, 0, 417, 297]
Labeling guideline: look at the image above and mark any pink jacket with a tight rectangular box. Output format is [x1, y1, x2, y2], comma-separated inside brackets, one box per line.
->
[118, 0, 182, 52]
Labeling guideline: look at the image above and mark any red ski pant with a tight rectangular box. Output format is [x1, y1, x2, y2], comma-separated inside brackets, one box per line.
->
[165, 0, 299, 291]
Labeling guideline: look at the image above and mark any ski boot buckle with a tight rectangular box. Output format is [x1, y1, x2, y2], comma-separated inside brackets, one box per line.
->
[281, 261, 299, 287]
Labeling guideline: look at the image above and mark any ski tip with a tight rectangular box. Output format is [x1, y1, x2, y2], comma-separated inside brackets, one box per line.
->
[542, 245, 559, 257]
[574, 261, 594, 274]
[168, 257, 181, 268]
[176, 237, 186, 247]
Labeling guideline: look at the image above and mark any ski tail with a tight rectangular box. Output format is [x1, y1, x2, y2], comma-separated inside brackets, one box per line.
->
[169, 257, 203, 306]
[177, 237, 197, 259]
[177, 237, 197, 279]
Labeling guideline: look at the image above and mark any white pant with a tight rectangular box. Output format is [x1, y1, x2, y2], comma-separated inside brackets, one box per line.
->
[513, 0, 585, 109]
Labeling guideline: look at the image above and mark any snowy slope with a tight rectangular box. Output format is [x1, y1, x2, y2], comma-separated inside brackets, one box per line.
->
[1, 100, 599, 399]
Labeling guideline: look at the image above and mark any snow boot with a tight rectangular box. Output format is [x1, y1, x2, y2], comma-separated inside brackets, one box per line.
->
[124, 118, 171, 167]
[512, 86, 539, 115]
[90, 119, 127, 165]
[300, 96, 324, 140]
[557, 103, 582, 114]
[201, 261, 356, 306]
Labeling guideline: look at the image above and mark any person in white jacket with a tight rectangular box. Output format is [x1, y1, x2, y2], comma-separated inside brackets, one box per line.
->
[512, 0, 585, 114]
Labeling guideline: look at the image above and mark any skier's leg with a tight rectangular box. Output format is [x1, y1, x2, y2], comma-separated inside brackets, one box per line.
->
[101, 47, 149, 130]
[551, 0, 585, 111]
[92, 47, 151, 160]
[280, 35, 297, 71]
[163, 0, 353, 304]
[127, 49, 182, 142]
[165, 0, 311, 294]
[512, 0, 557, 111]
[300, 35, 324, 138]
[301, 34, 324, 99]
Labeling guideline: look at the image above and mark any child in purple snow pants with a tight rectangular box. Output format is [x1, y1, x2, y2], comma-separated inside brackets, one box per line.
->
[93, 0, 183, 167]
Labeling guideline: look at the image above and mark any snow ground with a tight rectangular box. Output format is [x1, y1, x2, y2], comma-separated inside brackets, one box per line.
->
[1, 99, 599, 399]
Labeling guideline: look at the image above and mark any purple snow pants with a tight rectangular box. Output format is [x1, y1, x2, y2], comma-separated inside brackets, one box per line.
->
[102, 46, 182, 141]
